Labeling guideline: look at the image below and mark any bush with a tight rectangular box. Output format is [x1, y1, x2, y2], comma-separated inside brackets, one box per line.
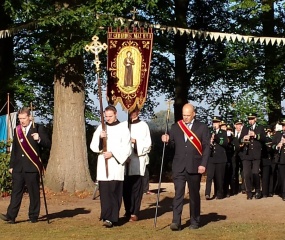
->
[0, 141, 12, 196]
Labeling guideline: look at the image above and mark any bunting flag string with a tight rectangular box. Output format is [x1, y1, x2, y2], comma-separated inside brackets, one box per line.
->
[0, 14, 284, 46]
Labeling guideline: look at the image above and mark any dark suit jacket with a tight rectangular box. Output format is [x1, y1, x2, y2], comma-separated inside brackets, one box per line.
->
[240, 124, 266, 161]
[10, 123, 51, 173]
[209, 129, 227, 163]
[272, 131, 285, 164]
[168, 119, 210, 174]
[233, 126, 249, 154]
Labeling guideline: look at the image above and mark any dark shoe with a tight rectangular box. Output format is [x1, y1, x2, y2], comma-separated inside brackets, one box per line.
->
[7, 219, 15, 224]
[216, 196, 223, 200]
[205, 195, 210, 200]
[129, 215, 138, 222]
[255, 192, 262, 199]
[247, 193, 253, 200]
[170, 222, 181, 231]
[103, 220, 113, 228]
[29, 219, 38, 223]
[189, 224, 199, 230]
[269, 193, 273, 197]
[282, 197, 285, 201]
[241, 190, 246, 194]
[123, 213, 131, 219]
[0, 213, 8, 221]
[0, 214, 15, 224]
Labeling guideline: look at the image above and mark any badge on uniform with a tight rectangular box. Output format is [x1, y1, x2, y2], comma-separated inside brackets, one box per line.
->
[20, 139, 24, 142]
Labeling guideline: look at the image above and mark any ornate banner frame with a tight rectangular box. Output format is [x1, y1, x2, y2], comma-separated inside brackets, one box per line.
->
[107, 27, 153, 112]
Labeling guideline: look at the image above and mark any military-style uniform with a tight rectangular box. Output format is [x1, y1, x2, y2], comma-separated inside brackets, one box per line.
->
[239, 113, 266, 199]
[233, 120, 249, 194]
[272, 121, 285, 201]
[205, 116, 228, 199]
[261, 129, 276, 197]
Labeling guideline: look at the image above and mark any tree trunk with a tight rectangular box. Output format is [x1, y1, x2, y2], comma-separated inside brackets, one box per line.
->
[173, 0, 189, 121]
[262, 0, 281, 124]
[45, 56, 93, 192]
[0, 4, 15, 113]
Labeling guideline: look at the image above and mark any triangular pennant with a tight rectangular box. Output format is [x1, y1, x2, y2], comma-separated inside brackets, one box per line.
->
[259, 37, 266, 44]
[253, 37, 260, 44]
[276, 38, 283, 46]
[177, 28, 185, 36]
[213, 32, 220, 41]
[236, 35, 243, 42]
[265, 37, 271, 45]
[185, 29, 191, 35]
[224, 33, 232, 42]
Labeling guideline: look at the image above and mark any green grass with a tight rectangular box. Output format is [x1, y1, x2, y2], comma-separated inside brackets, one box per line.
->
[1, 218, 285, 240]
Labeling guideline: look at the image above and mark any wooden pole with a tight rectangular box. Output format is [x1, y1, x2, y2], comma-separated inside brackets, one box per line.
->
[6, 93, 10, 152]
[85, 36, 108, 177]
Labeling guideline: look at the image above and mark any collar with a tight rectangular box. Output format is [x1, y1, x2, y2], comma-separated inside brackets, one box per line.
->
[106, 120, 120, 126]
[130, 118, 141, 124]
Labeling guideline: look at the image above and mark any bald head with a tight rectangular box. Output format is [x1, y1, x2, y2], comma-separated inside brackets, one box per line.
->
[182, 103, 196, 124]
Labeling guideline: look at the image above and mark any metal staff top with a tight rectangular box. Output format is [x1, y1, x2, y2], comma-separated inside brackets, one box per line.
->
[85, 35, 108, 72]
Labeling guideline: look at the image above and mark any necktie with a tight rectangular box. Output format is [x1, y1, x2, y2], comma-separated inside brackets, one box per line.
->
[23, 127, 27, 136]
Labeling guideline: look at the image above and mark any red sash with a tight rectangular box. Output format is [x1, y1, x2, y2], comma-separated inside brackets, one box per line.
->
[16, 125, 43, 173]
[178, 120, 202, 156]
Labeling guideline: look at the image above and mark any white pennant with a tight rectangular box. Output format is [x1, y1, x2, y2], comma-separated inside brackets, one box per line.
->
[177, 28, 185, 35]
[213, 32, 220, 41]
[236, 35, 243, 42]
[276, 38, 283, 46]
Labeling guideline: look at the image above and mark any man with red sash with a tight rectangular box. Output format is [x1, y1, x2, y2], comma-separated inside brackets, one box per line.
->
[162, 103, 210, 230]
[0, 107, 51, 224]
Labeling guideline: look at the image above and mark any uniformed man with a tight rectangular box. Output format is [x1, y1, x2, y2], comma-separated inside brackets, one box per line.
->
[272, 119, 285, 201]
[205, 116, 228, 200]
[234, 119, 249, 194]
[223, 124, 236, 197]
[260, 127, 275, 198]
[240, 113, 266, 200]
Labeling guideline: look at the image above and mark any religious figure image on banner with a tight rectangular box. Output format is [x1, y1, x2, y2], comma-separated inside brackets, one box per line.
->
[117, 47, 142, 94]
[123, 51, 135, 87]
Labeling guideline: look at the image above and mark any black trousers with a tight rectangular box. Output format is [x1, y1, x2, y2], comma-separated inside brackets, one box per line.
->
[278, 164, 285, 198]
[205, 162, 226, 198]
[143, 166, 150, 193]
[99, 180, 123, 223]
[261, 162, 277, 196]
[172, 170, 201, 226]
[242, 159, 261, 193]
[123, 175, 143, 217]
[7, 172, 40, 221]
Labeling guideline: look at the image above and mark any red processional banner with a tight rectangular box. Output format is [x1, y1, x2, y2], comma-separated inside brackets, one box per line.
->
[107, 27, 153, 112]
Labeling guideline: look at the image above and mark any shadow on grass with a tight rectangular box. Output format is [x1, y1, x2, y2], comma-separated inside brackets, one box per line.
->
[117, 193, 185, 226]
[39, 208, 91, 223]
[182, 212, 227, 229]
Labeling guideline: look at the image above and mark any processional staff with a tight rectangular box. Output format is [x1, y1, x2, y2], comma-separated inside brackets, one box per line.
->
[85, 36, 109, 177]
[154, 99, 173, 228]
[30, 102, 50, 224]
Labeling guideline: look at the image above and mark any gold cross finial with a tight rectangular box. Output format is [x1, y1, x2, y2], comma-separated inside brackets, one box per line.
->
[130, 7, 138, 20]
[165, 99, 174, 121]
[85, 35, 107, 72]
[166, 99, 174, 111]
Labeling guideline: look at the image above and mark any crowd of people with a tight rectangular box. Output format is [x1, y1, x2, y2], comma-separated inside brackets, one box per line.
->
[1, 103, 285, 231]
[206, 113, 285, 202]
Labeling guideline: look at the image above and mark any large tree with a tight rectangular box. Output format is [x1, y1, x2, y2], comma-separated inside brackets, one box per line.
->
[2, 0, 158, 192]
[0, 1, 14, 113]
